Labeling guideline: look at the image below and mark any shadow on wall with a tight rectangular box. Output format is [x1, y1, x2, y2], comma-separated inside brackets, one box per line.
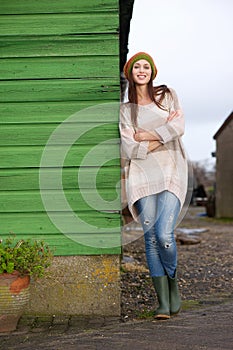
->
[120, 0, 135, 224]
[120, 0, 134, 100]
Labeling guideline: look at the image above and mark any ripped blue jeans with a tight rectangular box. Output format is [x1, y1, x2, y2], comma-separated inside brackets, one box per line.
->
[135, 191, 180, 278]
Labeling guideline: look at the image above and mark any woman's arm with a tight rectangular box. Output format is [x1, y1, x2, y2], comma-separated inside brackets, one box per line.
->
[155, 109, 184, 143]
[134, 110, 181, 142]
[119, 105, 149, 160]
[154, 89, 185, 143]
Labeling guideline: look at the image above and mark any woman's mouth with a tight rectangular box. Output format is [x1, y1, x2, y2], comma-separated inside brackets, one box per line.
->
[137, 74, 146, 79]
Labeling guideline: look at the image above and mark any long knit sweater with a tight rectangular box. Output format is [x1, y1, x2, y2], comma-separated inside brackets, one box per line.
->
[119, 88, 188, 222]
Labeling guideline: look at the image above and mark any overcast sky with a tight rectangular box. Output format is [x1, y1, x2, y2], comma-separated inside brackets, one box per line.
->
[127, 0, 233, 164]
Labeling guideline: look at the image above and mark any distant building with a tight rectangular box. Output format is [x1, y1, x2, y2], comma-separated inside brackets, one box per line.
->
[213, 112, 233, 218]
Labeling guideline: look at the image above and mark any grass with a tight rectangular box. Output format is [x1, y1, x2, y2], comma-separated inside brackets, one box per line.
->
[136, 309, 155, 319]
[181, 300, 201, 311]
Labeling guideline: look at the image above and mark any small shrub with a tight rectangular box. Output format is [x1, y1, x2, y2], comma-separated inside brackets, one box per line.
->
[0, 236, 53, 279]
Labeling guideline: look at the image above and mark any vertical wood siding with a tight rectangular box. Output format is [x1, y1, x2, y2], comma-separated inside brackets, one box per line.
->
[0, 0, 121, 255]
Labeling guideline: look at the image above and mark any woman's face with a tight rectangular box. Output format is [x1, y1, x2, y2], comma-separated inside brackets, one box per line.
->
[131, 59, 152, 85]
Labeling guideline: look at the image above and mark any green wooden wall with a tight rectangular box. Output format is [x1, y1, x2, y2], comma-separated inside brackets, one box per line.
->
[0, 0, 121, 255]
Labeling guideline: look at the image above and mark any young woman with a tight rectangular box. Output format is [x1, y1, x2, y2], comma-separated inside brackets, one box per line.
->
[120, 52, 188, 319]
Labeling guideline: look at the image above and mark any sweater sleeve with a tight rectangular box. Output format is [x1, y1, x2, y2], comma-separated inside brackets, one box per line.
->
[119, 104, 149, 160]
[154, 88, 185, 143]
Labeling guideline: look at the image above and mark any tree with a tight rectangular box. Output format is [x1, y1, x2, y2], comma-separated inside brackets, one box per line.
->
[192, 159, 216, 194]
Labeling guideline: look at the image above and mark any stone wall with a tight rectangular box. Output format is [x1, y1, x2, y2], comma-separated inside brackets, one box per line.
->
[26, 255, 121, 316]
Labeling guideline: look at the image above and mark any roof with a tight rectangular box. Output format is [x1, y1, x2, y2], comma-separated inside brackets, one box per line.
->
[213, 111, 233, 139]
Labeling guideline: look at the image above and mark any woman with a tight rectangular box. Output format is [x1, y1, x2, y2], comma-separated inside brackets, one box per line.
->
[120, 52, 188, 320]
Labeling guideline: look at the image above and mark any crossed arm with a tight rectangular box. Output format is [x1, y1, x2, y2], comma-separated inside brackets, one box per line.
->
[134, 110, 181, 153]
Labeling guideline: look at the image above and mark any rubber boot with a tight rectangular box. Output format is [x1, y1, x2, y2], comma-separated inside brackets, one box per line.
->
[168, 273, 181, 316]
[152, 276, 170, 320]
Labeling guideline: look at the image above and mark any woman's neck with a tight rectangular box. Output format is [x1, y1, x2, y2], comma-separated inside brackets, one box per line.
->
[136, 85, 153, 105]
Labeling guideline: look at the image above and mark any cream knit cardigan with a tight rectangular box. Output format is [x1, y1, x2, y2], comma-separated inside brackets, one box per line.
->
[119, 88, 188, 222]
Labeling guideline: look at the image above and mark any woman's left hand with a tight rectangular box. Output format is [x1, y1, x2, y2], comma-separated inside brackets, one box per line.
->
[134, 129, 156, 142]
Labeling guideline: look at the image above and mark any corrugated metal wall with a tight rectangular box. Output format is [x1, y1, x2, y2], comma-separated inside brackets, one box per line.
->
[0, 0, 121, 255]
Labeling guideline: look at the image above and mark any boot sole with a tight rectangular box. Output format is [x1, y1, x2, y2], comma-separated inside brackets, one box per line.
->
[154, 314, 170, 320]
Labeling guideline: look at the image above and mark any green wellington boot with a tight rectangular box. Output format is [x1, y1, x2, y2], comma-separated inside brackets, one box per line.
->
[168, 273, 181, 316]
[152, 276, 170, 320]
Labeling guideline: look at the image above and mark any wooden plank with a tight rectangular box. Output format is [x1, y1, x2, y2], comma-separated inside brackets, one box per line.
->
[0, 145, 120, 169]
[0, 34, 118, 58]
[0, 167, 120, 190]
[0, 212, 121, 234]
[0, 232, 121, 256]
[0, 189, 121, 212]
[0, 13, 119, 36]
[0, 0, 121, 258]
[0, 79, 120, 102]
[0, 56, 119, 80]
[0, 237, 121, 254]
[0, 122, 120, 146]
[0, 101, 120, 124]
[0, 0, 118, 14]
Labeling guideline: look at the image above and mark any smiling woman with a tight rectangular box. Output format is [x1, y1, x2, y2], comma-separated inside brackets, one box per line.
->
[131, 60, 152, 86]
[120, 51, 188, 320]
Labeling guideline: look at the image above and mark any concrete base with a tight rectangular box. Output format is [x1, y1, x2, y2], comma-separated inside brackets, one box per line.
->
[26, 255, 121, 316]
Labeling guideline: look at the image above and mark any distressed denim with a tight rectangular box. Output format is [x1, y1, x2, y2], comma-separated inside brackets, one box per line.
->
[135, 191, 180, 278]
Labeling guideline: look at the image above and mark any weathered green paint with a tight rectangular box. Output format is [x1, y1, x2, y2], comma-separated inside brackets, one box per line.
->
[0, 123, 118, 146]
[0, 0, 121, 256]
[0, 0, 118, 14]
[0, 101, 119, 124]
[0, 145, 119, 168]
[0, 13, 118, 36]
[0, 79, 119, 102]
[0, 35, 118, 58]
[0, 212, 120, 233]
[0, 167, 120, 190]
[0, 56, 119, 80]
[0, 189, 120, 212]
[0, 232, 120, 255]
[0, 123, 119, 145]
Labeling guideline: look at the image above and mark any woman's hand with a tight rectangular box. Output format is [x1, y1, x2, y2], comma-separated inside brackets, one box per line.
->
[134, 129, 159, 142]
[148, 140, 162, 153]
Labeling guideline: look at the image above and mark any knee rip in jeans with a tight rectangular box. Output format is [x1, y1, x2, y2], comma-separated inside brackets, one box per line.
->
[165, 242, 172, 249]
[144, 219, 150, 226]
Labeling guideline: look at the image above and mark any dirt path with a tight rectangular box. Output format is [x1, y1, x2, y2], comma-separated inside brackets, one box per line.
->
[121, 206, 233, 320]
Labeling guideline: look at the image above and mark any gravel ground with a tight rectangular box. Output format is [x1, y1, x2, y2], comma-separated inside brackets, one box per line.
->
[121, 206, 233, 321]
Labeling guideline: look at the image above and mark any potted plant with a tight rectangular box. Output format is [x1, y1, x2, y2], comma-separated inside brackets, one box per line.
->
[0, 236, 53, 332]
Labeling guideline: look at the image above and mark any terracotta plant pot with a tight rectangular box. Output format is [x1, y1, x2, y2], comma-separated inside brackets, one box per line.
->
[0, 271, 30, 332]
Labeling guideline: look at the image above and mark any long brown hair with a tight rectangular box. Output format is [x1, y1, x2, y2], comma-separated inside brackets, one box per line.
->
[128, 73, 171, 128]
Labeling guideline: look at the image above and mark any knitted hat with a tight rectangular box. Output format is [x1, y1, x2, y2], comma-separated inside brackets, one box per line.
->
[123, 52, 157, 81]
